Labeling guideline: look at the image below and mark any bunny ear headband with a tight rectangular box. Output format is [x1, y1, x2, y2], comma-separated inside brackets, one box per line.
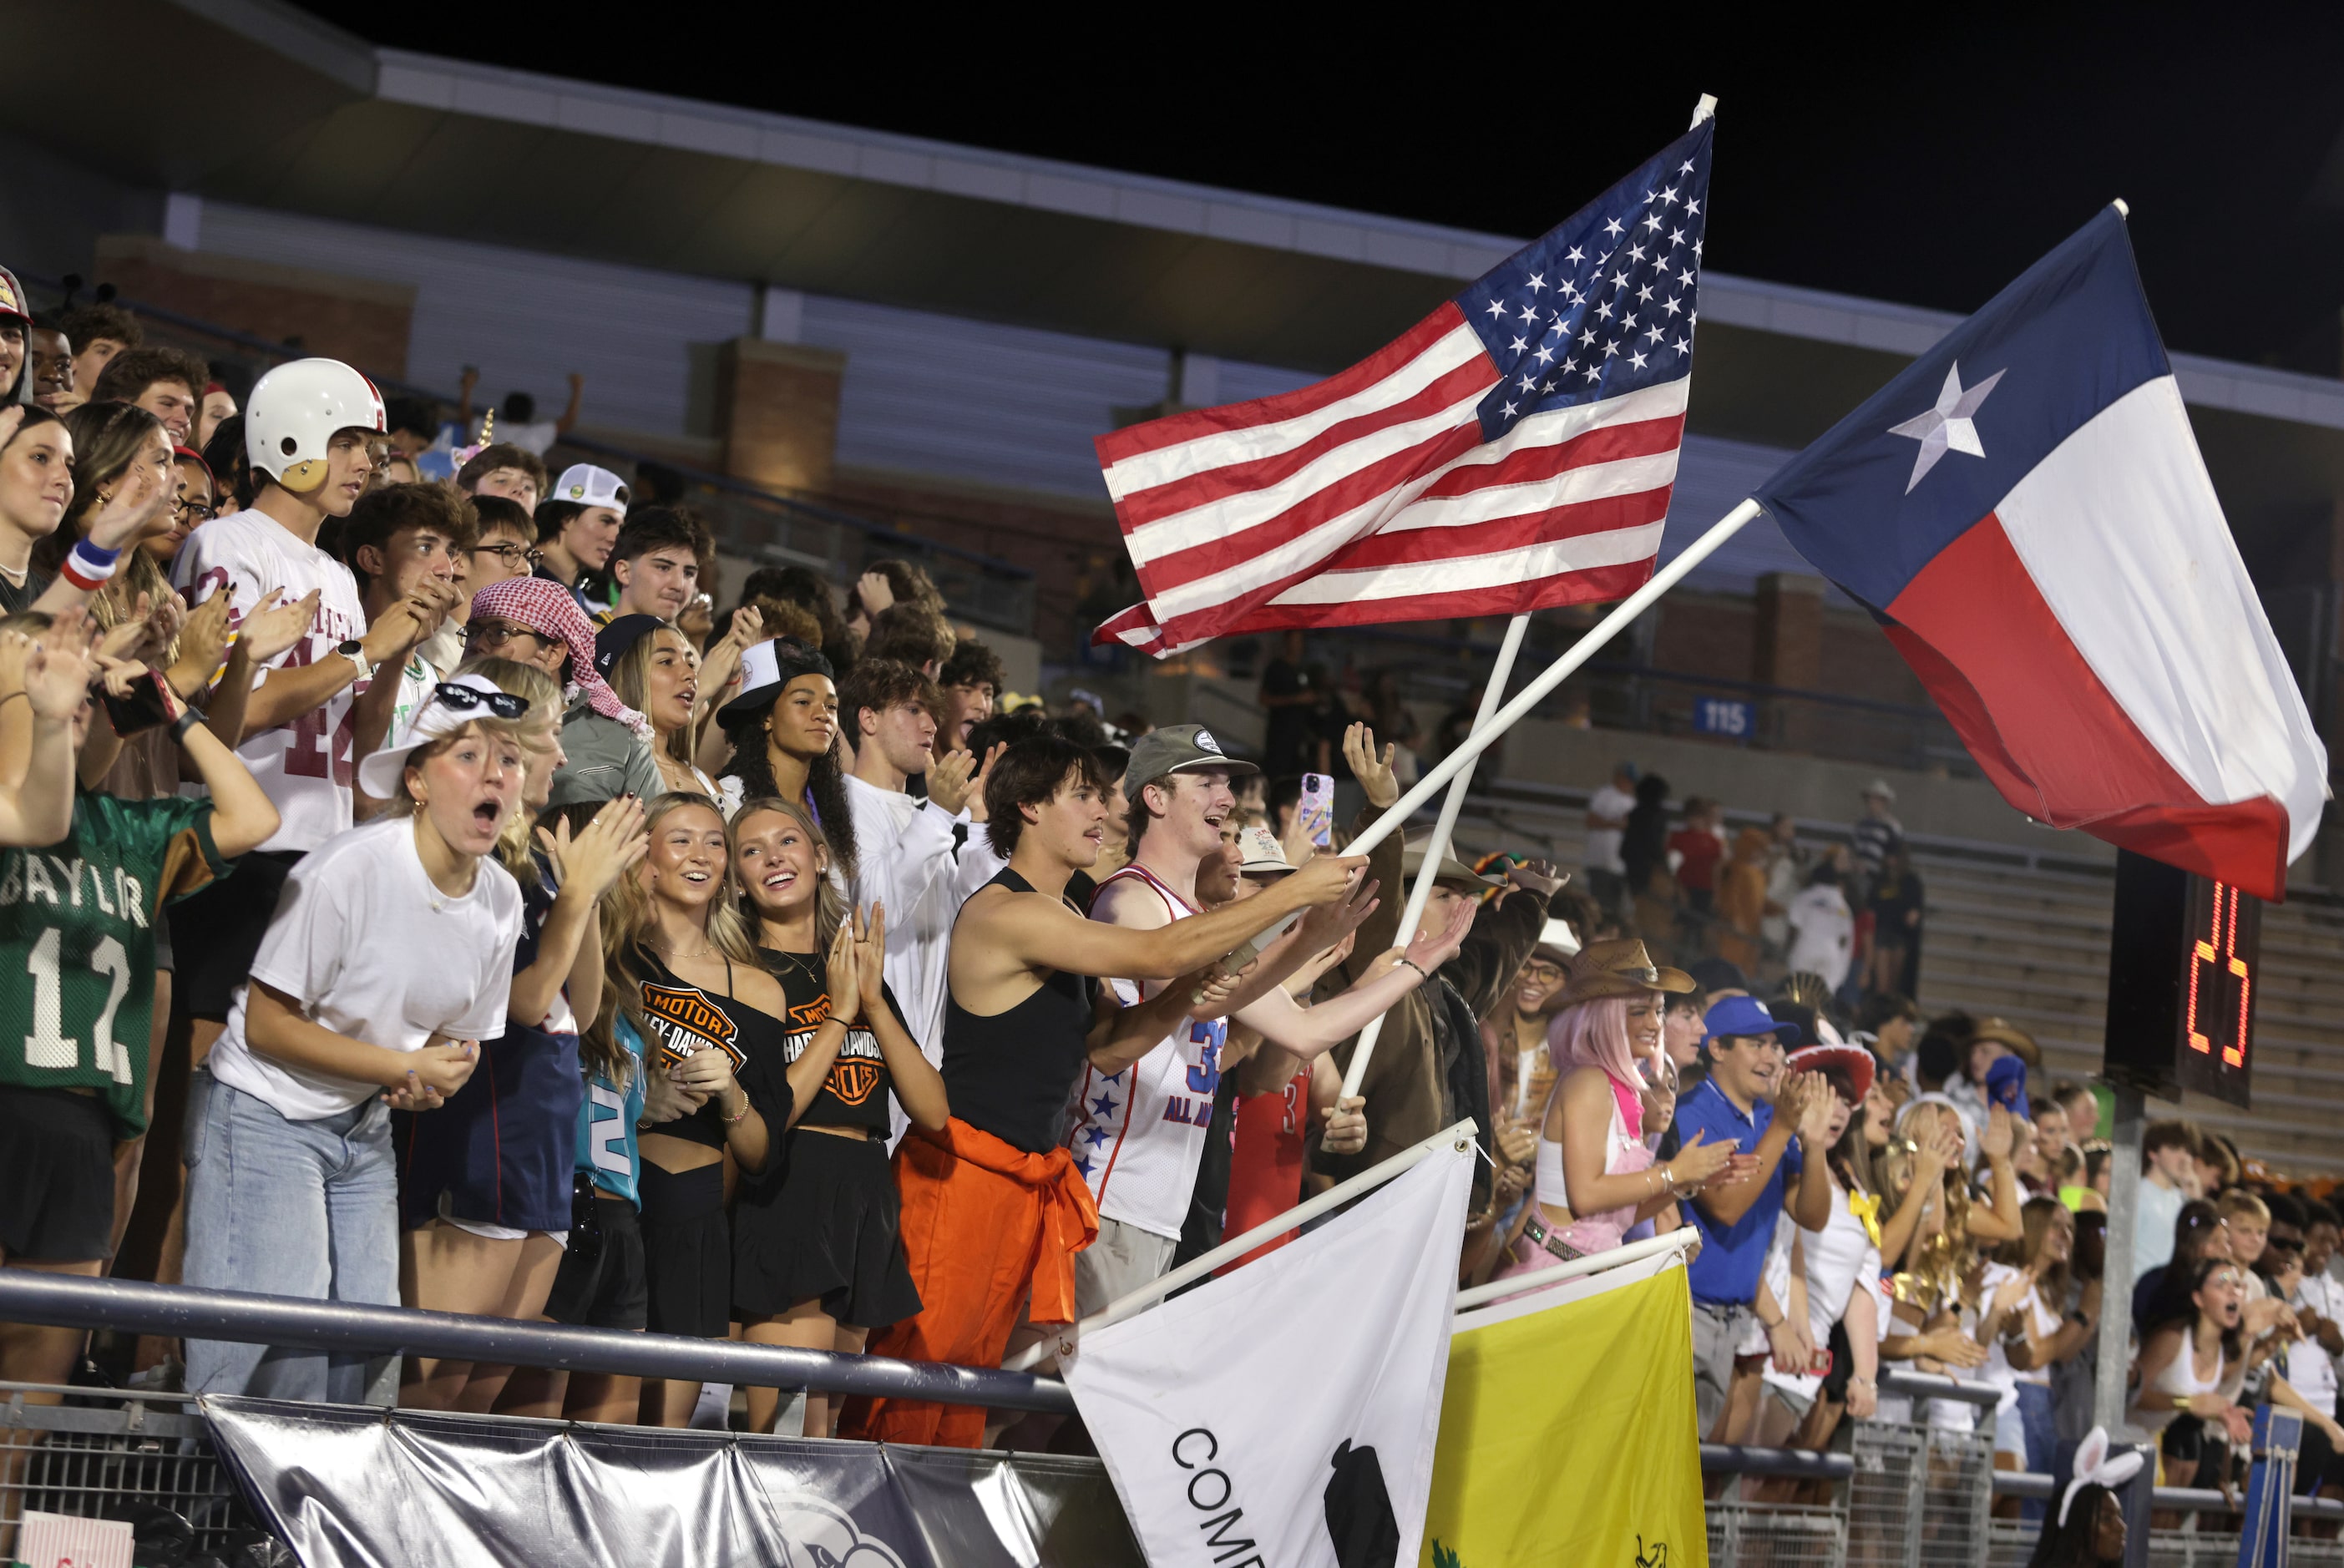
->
[2059, 1426, 2146, 1527]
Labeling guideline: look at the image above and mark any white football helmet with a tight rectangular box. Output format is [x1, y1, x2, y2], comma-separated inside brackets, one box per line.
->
[244, 357, 385, 493]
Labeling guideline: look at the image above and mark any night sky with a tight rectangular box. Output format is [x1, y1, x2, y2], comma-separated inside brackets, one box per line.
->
[296, 8, 2344, 372]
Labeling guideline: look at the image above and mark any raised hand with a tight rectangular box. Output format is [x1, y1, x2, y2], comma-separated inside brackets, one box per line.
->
[926, 746, 980, 817]
[1506, 857, 1568, 898]
[239, 588, 320, 666]
[855, 569, 894, 619]
[1668, 1128, 1738, 1190]
[1982, 1103, 2015, 1161]
[1795, 1070, 1836, 1145]
[1401, 894, 1475, 975]
[963, 741, 1006, 823]
[824, 915, 863, 1025]
[1296, 871, 1380, 953]
[1288, 851, 1368, 908]
[95, 594, 156, 662]
[538, 794, 649, 901]
[1341, 722, 1399, 810]
[21, 613, 99, 721]
[170, 590, 235, 694]
[1991, 1268, 2036, 1315]
[84, 454, 172, 552]
[856, 901, 888, 1014]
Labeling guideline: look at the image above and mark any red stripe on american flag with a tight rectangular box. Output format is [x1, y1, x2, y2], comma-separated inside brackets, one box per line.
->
[1095, 305, 1468, 468]
[1307, 486, 1675, 574]
[1415, 411, 1685, 498]
[1133, 424, 1485, 604]
[1232, 559, 1662, 632]
[1111, 355, 1496, 531]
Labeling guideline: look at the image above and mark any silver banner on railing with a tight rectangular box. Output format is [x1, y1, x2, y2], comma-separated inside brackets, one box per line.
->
[200, 1397, 1141, 1568]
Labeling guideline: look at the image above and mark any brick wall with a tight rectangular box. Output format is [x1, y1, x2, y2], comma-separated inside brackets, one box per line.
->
[94, 235, 413, 378]
[715, 338, 845, 493]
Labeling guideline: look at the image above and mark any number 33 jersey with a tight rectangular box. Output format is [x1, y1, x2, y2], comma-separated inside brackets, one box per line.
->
[0, 795, 225, 1137]
[1062, 862, 1226, 1242]
[175, 508, 370, 852]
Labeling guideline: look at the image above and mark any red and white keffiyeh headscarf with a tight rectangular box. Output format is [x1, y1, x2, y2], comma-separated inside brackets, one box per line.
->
[468, 575, 650, 737]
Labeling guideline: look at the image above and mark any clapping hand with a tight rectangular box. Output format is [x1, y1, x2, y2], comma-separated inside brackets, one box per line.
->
[855, 902, 889, 1016]
[238, 588, 320, 666]
[1399, 895, 1474, 976]
[1506, 858, 1568, 898]
[538, 795, 650, 902]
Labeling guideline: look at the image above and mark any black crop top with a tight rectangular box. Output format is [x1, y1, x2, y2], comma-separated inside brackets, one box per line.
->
[939, 867, 1095, 1155]
[633, 947, 792, 1150]
[758, 947, 909, 1134]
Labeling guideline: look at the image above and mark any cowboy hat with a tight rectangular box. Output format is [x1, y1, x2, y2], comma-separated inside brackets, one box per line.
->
[1555, 938, 1695, 1008]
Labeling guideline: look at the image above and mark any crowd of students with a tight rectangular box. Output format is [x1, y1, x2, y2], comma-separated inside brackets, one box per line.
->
[2, 326, 2340, 1567]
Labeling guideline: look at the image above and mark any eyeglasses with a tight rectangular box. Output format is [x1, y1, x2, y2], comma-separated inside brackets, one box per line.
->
[474, 542, 544, 569]
[172, 495, 217, 522]
[465, 620, 554, 653]
[2266, 1234, 2306, 1253]
[430, 681, 530, 720]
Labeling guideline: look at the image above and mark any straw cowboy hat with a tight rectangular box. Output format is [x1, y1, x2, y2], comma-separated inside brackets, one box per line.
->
[1555, 938, 1696, 1008]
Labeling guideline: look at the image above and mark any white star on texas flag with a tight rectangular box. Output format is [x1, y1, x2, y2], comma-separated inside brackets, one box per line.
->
[1888, 361, 2007, 493]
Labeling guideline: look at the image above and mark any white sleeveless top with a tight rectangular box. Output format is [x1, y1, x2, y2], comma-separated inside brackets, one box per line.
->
[2133, 1322, 2232, 1434]
[1061, 861, 1228, 1242]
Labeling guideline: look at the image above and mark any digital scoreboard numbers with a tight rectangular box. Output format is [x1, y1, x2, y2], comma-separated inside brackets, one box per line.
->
[2104, 849, 2259, 1108]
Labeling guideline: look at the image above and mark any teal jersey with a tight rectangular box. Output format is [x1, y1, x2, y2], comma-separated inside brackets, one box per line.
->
[0, 792, 225, 1136]
[576, 1014, 648, 1206]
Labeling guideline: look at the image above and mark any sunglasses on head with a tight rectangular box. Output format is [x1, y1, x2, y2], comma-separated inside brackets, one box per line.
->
[432, 681, 529, 721]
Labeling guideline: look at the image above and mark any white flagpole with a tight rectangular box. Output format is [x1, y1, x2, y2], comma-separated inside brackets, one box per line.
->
[1338, 613, 1528, 1100]
[1450, 1226, 1696, 1313]
[1002, 1118, 1481, 1371]
[1329, 497, 1763, 1095]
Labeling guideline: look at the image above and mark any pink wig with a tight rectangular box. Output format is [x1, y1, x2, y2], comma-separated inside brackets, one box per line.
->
[1547, 995, 1648, 1092]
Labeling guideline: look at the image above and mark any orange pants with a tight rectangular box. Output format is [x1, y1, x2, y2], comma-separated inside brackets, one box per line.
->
[837, 1117, 1097, 1448]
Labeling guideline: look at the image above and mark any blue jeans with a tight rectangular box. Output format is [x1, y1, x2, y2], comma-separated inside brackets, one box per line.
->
[2015, 1382, 2058, 1520]
[182, 1071, 402, 1404]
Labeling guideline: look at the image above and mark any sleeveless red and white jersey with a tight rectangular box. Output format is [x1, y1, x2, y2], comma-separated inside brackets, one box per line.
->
[1062, 860, 1226, 1242]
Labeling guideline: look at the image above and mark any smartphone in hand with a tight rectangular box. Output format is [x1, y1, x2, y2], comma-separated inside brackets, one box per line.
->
[1299, 772, 1334, 847]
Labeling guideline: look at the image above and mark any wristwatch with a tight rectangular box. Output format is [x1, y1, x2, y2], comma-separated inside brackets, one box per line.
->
[337, 640, 372, 683]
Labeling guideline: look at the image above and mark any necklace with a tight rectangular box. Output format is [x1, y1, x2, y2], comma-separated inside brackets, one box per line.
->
[649, 937, 721, 963]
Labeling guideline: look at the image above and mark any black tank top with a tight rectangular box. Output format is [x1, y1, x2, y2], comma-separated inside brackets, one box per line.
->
[758, 947, 905, 1134]
[634, 947, 792, 1150]
[940, 867, 1094, 1154]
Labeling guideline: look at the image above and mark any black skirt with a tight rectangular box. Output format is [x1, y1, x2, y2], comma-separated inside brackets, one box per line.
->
[638, 1161, 730, 1339]
[732, 1130, 921, 1329]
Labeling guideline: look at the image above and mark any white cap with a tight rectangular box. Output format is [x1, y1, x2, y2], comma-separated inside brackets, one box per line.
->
[1236, 823, 1292, 875]
[1863, 777, 1896, 802]
[357, 674, 520, 800]
[550, 463, 630, 518]
[244, 358, 386, 493]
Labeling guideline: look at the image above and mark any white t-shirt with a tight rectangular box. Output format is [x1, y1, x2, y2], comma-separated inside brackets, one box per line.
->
[2291, 1272, 2344, 1410]
[208, 819, 523, 1120]
[1064, 861, 1227, 1242]
[175, 508, 371, 852]
[1582, 783, 1633, 875]
[841, 773, 1005, 1073]
[388, 650, 445, 746]
[1785, 884, 1854, 990]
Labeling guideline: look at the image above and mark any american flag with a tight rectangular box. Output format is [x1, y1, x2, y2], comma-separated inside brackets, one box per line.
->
[1094, 117, 1714, 656]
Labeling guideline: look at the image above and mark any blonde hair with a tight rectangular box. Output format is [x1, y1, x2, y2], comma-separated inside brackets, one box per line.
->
[585, 792, 757, 1086]
[731, 794, 846, 954]
[455, 655, 563, 878]
[1881, 1099, 1978, 1313]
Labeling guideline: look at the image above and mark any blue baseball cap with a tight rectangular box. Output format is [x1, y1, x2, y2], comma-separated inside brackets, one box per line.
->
[1701, 995, 1800, 1049]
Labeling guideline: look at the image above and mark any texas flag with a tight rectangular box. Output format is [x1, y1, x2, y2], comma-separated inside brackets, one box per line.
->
[1756, 206, 2326, 900]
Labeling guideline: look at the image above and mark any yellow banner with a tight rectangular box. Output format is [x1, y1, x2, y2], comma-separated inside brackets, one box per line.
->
[1421, 1261, 1706, 1568]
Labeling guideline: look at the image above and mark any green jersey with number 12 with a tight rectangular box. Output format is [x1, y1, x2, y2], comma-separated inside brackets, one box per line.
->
[0, 792, 225, 1136]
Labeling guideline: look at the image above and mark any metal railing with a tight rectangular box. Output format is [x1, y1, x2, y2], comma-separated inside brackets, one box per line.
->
[0, 1271, 1073, 1415]
[13, 273, 1038, 636]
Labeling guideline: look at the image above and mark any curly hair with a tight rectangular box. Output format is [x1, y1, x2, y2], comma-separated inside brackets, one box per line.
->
[718, 705, 857, 880]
